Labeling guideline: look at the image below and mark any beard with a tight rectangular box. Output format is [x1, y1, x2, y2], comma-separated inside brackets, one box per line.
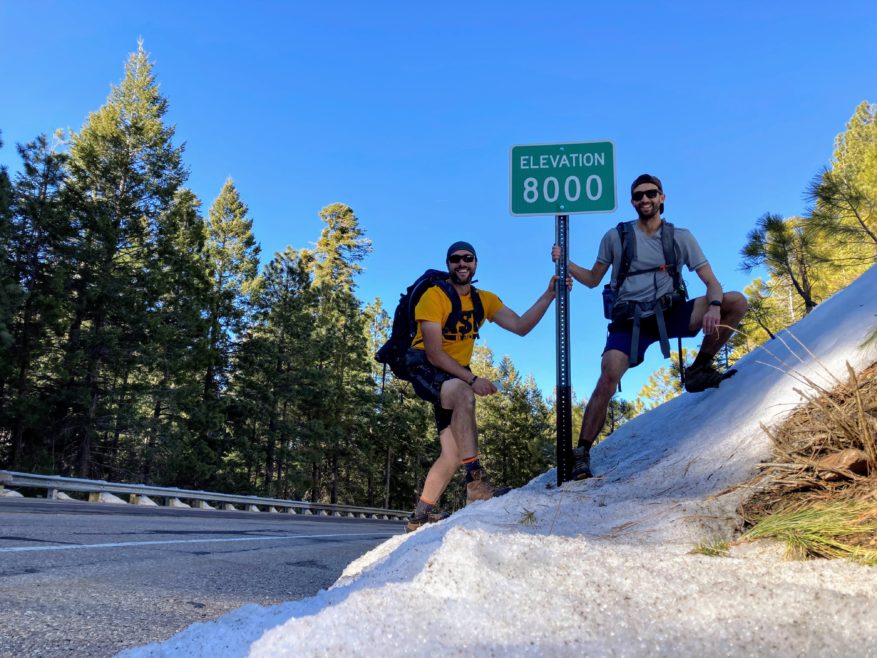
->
[636, 205, 660, 220]
[450, 269, 472, 285]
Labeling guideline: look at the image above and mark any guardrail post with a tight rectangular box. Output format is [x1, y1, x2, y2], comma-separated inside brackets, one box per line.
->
[130, 494, 159, 506]
[89, 491, 127, 504]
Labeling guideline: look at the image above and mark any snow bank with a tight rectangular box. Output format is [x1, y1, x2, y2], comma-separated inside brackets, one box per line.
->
[120, 265, 877, 658]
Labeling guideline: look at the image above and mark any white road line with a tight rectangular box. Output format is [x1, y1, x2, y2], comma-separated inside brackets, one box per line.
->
[0, 532, 399, 554]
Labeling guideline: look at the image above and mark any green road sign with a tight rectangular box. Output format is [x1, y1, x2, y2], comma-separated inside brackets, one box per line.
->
[509, 141, 616, 216]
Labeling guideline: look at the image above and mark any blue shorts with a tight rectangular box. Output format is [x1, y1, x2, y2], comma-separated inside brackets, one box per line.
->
[603, 299, 699, 367]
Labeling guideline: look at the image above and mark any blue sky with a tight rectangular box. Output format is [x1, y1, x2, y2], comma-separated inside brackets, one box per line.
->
[1, 1, 875, 402]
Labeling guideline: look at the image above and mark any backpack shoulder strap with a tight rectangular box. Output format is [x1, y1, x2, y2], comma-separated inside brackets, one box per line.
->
[469, 286, 485, 335]
[406, 270, 454, 337]
[615, 221, 636, 290]
[660, 221, 680, 289]
[431, 279, 463, 333]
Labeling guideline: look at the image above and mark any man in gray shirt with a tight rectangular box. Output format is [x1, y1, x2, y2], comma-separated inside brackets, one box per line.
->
[554, 174, 747, 480]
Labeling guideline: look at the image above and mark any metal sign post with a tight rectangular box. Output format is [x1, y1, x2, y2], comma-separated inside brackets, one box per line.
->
[554, 215, 572, 485]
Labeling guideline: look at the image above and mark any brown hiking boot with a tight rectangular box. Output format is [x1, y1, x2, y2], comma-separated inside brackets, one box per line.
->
[684, 364, 738, 393]
[405, 510, 451, 533]
[465, 468, 511, 504]
[571, 446, 592, 480]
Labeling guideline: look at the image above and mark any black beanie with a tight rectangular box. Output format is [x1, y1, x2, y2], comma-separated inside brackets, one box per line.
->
[446, 241, 477, 260]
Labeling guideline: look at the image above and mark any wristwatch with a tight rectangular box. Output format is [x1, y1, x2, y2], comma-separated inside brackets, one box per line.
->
[709, 300, 722, 307]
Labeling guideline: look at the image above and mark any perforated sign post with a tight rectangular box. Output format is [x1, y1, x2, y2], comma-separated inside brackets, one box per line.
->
[509, 141, 616, 486]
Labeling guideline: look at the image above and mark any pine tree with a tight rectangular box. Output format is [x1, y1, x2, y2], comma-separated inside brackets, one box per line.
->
[229, 246, 317, 497]
[808, 101, 877, 264]
[3, 133, 71, 469]
[740, 214, 823, 314]
[139, 188, 211, 484]
[59, 39, 186, 477]
[0, 131, 15, 458]
[307, 203, 372, 503]
[194, 178, 260, 486]
[475, 349, 553, 492]
[365, 297, 434, 509]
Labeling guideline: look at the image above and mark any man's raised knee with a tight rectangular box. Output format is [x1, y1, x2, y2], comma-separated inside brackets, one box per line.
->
[441, 378, 475, 409]
[725, 291, 748, 316]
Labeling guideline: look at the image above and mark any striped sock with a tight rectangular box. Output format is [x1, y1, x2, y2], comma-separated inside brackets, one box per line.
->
[462, 456, 482, 482]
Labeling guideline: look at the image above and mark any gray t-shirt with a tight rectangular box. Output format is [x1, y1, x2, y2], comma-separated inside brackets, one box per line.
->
[597, 221, 707, 314]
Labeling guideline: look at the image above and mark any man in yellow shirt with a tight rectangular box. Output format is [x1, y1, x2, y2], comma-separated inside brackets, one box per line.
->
[406, 240, 561, 531]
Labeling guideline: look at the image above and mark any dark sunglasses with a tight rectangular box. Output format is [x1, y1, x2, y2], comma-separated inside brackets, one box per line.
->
[448, 254, 475, 264]
[632, 189, 660, 201]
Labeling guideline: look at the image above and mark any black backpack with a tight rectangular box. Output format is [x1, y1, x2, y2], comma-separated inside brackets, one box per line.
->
[376, 269, 484, 381]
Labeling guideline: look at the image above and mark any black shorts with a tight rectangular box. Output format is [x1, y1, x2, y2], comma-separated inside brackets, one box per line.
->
[603, 299, 700, 367]
[405, 349, 461, 434]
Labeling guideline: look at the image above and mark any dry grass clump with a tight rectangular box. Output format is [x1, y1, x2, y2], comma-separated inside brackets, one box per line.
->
[737, 361, 877, 563]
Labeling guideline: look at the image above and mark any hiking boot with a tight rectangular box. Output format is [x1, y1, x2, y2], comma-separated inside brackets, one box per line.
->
[571, 446, 592, 480]
[465, 468, 511, 504]
[684, 364, 738, 393]
[405, 510, 451, 533]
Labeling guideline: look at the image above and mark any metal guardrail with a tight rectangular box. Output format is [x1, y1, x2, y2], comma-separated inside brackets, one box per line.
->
[0, 470, 409, 521]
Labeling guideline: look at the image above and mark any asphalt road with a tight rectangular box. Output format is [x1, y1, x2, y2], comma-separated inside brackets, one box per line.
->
[0, 497, 404, 658]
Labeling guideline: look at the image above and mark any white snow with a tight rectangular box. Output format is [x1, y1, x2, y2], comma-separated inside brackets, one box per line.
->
[119, 266, 877, 658]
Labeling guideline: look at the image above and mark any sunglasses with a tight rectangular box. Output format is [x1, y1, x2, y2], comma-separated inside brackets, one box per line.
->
[632, 189, 660, 201]
[448, 254, 475, 264]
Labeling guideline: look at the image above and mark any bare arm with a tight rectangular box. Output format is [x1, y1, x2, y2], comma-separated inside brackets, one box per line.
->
[551, 245, 609, 288]
[695, 263, 724, 334]
[491, 275, 559, 336]
[695, 263, 724, 302]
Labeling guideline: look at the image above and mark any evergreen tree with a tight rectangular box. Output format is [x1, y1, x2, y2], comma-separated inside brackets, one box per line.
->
[228, 246, 317, 497]
[476, 351, 553, 490]
[196, 178, 260, 485]
[306, 203, 372, 503]
[808, 101, 877, 264]
[598, 396, 638, 442]
[2, 133, 71, 469]
[0, 131, 15, 459]
[365, 298, 434, 509]
[139, 188, 211, 484]
[741, 214, 823, 314]
[59, 39, 186, 477]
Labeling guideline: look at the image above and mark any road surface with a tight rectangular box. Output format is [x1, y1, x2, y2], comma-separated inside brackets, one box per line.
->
[0, 497, 403, 657]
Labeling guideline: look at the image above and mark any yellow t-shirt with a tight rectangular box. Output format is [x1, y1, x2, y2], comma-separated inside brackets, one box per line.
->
[412, 285, 504, 367]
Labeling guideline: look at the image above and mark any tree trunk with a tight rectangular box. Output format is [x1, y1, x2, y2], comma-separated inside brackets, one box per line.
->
[311, 461, 320, 502]
[384, 445, 392, 509]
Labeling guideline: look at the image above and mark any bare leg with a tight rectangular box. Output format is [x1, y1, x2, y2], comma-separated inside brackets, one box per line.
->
[578, 350, 629, 449]
[441, 379, 478, 458]
[418, 379, 477, 503]
[420, 427, 461, 503]
[688, 292, 748, 361]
